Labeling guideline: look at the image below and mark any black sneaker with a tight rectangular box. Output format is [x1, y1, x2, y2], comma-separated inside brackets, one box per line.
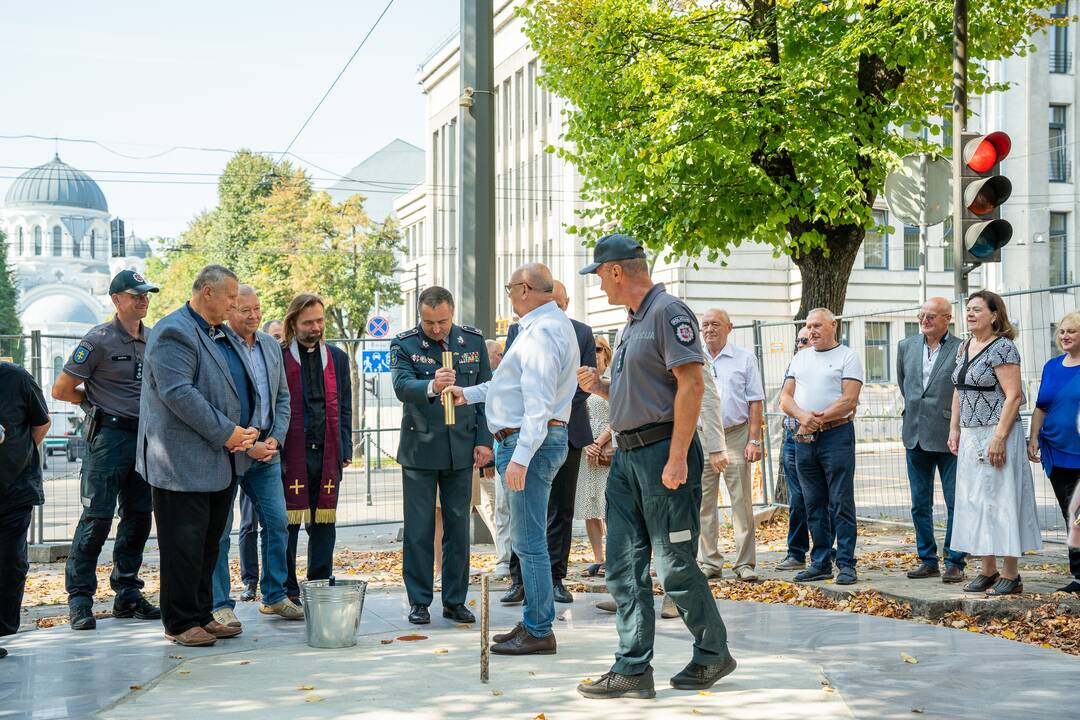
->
[239, 584, 257, 602]
[500, 584, 524, 605]
[794, 565, 833, 582]
[552, 583, 574, 604]
[0, 647, 7, 659]
[1055, 580, 1080, 594]
[69, 605, 97, 631]
[113, 597, 161, 620]
[578, 666, 656, 700]
[670, 657, 737, 690]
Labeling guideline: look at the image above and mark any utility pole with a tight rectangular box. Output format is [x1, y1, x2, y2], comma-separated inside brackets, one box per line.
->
[459, 0, 496, 337]
[414, 264, 420, 325]
[951, 0, 968, 299]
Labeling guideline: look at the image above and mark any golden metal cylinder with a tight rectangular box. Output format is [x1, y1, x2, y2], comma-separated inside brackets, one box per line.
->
[442, 351, 456, 425]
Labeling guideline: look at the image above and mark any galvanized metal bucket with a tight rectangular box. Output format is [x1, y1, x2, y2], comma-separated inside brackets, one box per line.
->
[301, 578, 368, 649]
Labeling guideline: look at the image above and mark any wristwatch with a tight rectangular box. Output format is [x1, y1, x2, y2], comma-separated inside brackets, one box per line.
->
[748, 439, 763, 447]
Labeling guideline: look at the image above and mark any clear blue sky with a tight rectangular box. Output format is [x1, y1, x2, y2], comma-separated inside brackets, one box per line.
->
[0, 0, 459, 238]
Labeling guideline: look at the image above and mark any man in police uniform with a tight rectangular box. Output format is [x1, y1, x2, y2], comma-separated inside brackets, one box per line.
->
[52, 270, 161, 631]
[576, 234, 736, 699]
[390, 286, 493, 625]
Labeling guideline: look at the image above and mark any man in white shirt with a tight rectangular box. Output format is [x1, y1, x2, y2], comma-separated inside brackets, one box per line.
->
[700, 308, 764, 581]
[780, 308, 863, 586]
[449, 263, 579, 656]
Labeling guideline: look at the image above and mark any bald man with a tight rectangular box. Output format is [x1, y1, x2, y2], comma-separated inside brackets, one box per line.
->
[501, 279, 596, 606]
[897, 297, 966, 583]
[780, 308, 863, 585]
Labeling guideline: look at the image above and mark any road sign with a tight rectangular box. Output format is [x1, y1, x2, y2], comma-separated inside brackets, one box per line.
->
[366, 315, 390, 338]
[884, 153, 952, 227]
[362, 350, 391, 373]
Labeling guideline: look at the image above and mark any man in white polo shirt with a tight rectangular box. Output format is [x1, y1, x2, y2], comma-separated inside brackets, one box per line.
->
[700, 308, 764, 581]
[780, 308, 863, 586]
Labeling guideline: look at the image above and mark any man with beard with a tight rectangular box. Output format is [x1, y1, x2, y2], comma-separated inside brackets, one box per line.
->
[280, 294, 352, 603]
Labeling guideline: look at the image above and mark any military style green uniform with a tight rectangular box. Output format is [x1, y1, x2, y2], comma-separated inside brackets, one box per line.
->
[390, 324, 493, 607]
[63, 316, 154, 612]
[605, 283, 733, 676]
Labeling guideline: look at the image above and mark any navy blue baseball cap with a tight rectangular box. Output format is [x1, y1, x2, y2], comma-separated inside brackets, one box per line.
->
[109, 269, 159, 295]
[578, 233, 647, 274]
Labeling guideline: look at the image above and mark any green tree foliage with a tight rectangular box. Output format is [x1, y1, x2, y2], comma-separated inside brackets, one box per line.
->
[148, 151, 404, 445]
[521, 0, 1055, 317]
[0, 230, 25, 363]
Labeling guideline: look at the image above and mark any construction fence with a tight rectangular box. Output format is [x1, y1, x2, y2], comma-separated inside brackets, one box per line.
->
[8, 281, 1079, 545]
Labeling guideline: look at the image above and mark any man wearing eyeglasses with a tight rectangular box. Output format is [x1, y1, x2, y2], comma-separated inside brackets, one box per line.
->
[52, 270, 162, 632]
[896, 297, 966, 583]
[699, 308, 764, 582]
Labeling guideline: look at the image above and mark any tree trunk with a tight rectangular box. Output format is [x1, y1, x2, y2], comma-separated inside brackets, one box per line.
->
[791, 224, 864, 320]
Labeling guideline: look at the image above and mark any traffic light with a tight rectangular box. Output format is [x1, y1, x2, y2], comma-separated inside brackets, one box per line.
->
[960, 131, 1012, 264]
[364, 376, 378, 397]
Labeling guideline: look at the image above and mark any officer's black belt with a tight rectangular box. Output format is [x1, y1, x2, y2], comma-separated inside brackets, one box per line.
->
[101, 414, 139, 432]
[615, 421, 674, 451]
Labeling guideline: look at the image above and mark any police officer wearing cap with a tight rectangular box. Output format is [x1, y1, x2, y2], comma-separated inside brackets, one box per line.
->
[390, 286, 493, 625]
[575, 234, 736, 700]
[52, 269, 161, 631]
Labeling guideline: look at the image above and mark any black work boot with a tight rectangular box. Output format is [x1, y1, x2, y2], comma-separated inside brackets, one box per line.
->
[69, 605, 97, 631]
[578, 666, 656, 700]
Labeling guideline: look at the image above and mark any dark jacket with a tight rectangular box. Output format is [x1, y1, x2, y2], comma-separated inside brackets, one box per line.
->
[897, 332, 961, 454]
[390, 324, 493, 470]
[290, 343, 353, 465]
[506, 316, 596, 450]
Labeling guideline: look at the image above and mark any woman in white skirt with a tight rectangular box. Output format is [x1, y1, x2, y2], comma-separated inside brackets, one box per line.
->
[947, 290, 1042, 595]
[577, 336, 613, 576]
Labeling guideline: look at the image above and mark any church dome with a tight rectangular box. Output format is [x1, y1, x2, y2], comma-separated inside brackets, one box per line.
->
[21, 294, 101, 326]
[4, 155, 108, 212]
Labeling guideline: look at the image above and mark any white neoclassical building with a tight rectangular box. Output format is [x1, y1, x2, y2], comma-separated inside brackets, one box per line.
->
[1, 155, 150, 337]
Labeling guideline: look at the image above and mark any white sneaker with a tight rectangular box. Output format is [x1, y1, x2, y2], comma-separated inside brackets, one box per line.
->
[734, 566, 759, 581]
[259, 598, 304, 620]
[212, 607, 241, 628]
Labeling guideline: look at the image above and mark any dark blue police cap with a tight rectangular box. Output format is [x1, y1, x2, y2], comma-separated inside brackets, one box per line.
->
[578, 233, 646, 275]
[109, 269, 159, 295]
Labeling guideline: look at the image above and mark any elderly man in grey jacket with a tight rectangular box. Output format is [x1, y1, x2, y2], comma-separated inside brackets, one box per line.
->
[138, 265, 260, 647]
[210, 284, 302, 628]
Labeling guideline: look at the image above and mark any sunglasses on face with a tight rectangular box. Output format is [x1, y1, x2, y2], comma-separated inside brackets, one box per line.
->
[797, 338, 810, 346]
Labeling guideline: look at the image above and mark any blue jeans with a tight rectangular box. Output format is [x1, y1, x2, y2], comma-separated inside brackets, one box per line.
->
[782, 431, 810, 563]
[795, 423, 857, 571]
[237, 493, 261, 587]
[212, 460, 290, 610]
[906, 446, 966, 569]
[494, 426, 568, 638]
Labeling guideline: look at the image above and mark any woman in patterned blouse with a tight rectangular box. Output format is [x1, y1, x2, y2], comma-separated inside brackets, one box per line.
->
[947, 291, 1042, 596]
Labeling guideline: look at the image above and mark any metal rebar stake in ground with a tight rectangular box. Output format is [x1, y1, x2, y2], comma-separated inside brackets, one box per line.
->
[480, 574, 490, 683]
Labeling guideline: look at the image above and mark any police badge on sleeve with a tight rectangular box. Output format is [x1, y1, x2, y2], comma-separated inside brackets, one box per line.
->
[670, 315, 696, 346]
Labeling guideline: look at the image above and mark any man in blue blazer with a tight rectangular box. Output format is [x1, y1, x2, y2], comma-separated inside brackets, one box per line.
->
[139, 265, 260, 647]
[502, 280, 596, 605]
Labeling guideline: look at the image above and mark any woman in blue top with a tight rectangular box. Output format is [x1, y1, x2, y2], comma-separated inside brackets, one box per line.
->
[1027, 311, 1080, 594]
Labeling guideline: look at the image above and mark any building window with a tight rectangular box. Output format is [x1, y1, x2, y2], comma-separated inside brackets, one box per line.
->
[903, 225, 920, 270]
[1051, 2, 1071, 74]
[16, 227, 23, 255]
[904, 321, 920, 338]
[865, 321, 891, 382]
[840, 321, 852, 346]
[34, 227, 41, 255]
[863, 209, 889, 269]
[89, 229, 96, 258]
[72, 231, 81, 258]
[1050, 211, 1069, 286]
[52, 226, 62, 256]
[1050, 105, 1070, 182]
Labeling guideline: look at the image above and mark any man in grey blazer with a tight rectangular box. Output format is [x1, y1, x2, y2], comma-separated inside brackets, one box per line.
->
[210, 285, 302, 628]
[896, 297, 967, 583]
[138, 265, 260, 647]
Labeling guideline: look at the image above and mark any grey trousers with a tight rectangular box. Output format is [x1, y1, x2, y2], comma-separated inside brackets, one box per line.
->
[698, 423, 757, 572]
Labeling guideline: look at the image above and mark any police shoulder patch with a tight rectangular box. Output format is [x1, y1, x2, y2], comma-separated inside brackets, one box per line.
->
[72, 342, 94, 365]
[396, 328, 419, 340]
[460, 324, 483, 336]
[389, 348, 400, 368]
[670, 317, 696, 346]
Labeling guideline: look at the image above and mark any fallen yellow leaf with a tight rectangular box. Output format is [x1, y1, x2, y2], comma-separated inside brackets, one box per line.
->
[179, 671, 191, 676]
[1001, 629, 1017, 640]
[534, 715, 546, 720]
[900, 652, 918, 664]
[580, 678, 593, 684]
[491, 689, 504, 696]
[468, 599, 477, 606]
[698, 690, 714, 696]
[304, 695, 323, 703]
[823, 687, 835, 693]
[297, 685, 315, 691]
[239, 660, 251, 666]
[434, 648, 449, 654]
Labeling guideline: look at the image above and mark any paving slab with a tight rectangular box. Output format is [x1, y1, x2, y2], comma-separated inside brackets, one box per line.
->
[2, 589, 1077, 719]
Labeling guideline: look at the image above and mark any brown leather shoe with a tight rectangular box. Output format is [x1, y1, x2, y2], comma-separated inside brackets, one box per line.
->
[165, 627, 217, 647]
[941, 565, 965, 584]
[204, 620, 242, 638]
[492, 622, 525, 644]
[906, 563, 941, 579]
[491, 628, 556, 655]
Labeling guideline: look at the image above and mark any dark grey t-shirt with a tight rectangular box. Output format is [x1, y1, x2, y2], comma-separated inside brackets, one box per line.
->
[63, 317, 147, 419]
[609, 283, 705, 432]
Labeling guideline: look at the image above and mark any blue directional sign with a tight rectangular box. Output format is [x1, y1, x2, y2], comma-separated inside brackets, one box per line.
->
[362, 350, 391, 373]
[366, 315, 390, 338]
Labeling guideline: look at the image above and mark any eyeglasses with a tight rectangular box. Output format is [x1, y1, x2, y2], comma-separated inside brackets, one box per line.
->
[796, 338, 810, 346]
[917, 313, 949, 322]
[503, 281, 532, 296]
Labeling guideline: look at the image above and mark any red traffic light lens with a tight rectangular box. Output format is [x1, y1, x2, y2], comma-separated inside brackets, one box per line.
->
[964, 131, 1012, 173]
